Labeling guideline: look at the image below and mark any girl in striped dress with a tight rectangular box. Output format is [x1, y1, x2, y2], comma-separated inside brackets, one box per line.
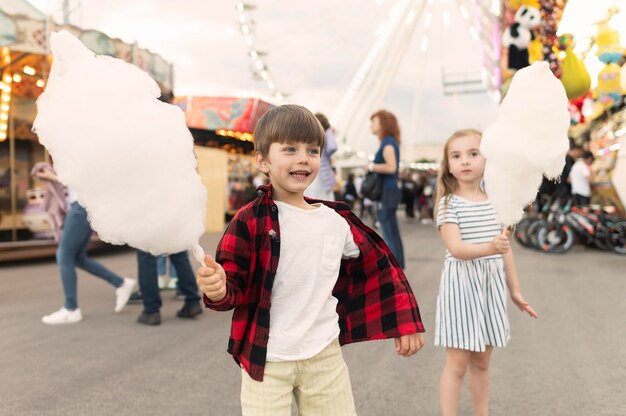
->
[434, 129, 537, 416]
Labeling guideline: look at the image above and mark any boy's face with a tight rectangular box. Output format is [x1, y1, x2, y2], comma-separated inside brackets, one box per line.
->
[256, 141, 321, 198]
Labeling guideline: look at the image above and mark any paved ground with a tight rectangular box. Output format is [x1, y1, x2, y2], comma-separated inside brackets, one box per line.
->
[2, 215, 626, 416]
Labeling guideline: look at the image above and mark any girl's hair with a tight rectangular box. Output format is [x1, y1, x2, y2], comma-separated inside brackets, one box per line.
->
[370, 110, 401, 144]
[254, 104, 325, 157]
[433, 129, 482, 220]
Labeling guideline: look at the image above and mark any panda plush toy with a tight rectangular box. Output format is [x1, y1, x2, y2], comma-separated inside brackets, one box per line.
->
[502, 6, 542, 70]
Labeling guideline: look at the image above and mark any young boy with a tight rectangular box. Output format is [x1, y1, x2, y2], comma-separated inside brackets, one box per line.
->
[196, 104, 425, 415]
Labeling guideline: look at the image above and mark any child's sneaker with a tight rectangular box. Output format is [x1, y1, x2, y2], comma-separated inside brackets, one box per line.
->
[42, 307, 82, 325]
[115, 278, 138, 313]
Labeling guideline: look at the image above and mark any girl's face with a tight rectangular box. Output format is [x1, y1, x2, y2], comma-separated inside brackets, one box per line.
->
[447, 134, 485, 184]
[370, 116, 381, 136]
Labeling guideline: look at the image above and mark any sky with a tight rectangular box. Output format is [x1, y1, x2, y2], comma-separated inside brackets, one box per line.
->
[22, 0, 506, 156]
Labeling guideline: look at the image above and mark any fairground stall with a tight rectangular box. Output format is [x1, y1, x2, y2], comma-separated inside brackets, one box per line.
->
[0, 1, 173, 259]
[174, 96, 273, 220]
[499, 0, 626, 217]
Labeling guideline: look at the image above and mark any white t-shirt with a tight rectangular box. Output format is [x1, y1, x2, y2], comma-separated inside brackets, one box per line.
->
[570, 160, 591, 197]
[266, 200, 360, 362]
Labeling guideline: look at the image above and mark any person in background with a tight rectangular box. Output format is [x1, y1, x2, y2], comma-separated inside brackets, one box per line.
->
[555, 141, 583, 203]
[367, 109, 405, 268]
[304, 112, 337, 200]
[343, 173, 358, 209]
[34, 169, 137, 325]
[400, 170, 416, 219]
[569, 150, 595, 207]
[157, 255, 178, 290]
[332, 167, 344, 201]
[136, 250, 202, 326]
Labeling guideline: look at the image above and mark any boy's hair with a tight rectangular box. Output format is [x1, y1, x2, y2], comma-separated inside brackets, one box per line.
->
[370, 109, 401, 143]
[254, 105, 325, 158]
[433, 129, 483, 220]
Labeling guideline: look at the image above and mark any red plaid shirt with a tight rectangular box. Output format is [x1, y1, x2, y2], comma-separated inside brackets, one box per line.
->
[205, 184, 424, 381]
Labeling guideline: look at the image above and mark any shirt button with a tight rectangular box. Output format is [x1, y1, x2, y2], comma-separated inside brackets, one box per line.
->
[271, 206, 277, 211]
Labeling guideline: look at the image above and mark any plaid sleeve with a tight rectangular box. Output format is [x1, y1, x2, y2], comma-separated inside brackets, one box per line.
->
[336, 212, 424, 345]
[204, 212, 253, 311]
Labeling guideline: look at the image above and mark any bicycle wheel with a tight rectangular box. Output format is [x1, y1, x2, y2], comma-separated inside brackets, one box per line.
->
[537, 222, 575, 254]
[514, 218, 533, 248]
[527, 219, 546, 250]
[608, 221, 626, 254]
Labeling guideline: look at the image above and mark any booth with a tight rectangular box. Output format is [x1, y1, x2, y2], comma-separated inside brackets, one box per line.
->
[175, 96, 274, 220]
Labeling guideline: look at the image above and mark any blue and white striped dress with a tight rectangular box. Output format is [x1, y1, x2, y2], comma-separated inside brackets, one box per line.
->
[435, 195, 510, 351]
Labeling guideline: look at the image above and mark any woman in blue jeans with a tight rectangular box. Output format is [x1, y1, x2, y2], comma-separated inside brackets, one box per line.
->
[36, 170, 137, 324]
[367, 109, 405, 268]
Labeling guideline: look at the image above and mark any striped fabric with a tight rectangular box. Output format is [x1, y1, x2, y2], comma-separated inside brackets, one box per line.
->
[435, 195, 510, 351]
[436, 195, 503, 261]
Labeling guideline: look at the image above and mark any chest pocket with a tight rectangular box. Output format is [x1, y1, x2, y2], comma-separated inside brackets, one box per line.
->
[321, 235, 342, 273]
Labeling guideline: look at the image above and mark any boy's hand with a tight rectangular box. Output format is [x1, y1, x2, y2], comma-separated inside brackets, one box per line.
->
[196, 255, 227, 302]
[492, 229, 510, 254]
[394, 333, 424, 357]
[511, 292, 538, 319]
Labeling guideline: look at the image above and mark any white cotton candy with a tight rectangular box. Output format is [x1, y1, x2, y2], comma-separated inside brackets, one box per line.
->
[480, 61, 570, 226]
[33, 31, 207, 258]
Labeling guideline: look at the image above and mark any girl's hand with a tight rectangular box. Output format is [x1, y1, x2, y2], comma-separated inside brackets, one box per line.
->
[492, 230, 510, 254]
[511, 292, 538, 318]
[394, 333, 424, 357]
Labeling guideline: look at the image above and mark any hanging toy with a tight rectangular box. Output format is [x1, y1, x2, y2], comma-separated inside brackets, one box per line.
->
[502, 4, 542, 70]
[558, 33, 591, 100]
[594, 24, 624, 108]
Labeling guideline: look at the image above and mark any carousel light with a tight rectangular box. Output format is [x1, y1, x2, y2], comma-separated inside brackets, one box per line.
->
[23, 66, 36, 76]
[0, 114, 7, 121]
[1, 104, 8, 112]
[1, 94, 10, 102]
[0, 123, 7, 130]
[0, 132, 6, 140]
[36, 79, 45, 88]
[2, 75, 11, 83]
[12, 74, 21, 83]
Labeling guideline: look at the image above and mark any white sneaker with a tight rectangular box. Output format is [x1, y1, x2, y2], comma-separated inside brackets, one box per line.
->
[166, 277, 178, 290]
[115, 278, 138, 313]
[42, 307, 82, 325]
[158, 274, 170, 290]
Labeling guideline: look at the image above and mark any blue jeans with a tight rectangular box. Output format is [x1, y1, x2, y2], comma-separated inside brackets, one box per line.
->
[157, 255, 177, 278]
[57, 202, 124, 310]
[137, 250, 200, 313]
[377, 186, 405, 268]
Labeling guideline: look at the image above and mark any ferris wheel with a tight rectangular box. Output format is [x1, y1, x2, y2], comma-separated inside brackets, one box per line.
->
[236, 0, 501, 154]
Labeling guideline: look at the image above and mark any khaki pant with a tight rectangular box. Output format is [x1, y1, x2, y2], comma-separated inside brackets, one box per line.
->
[241, 339, 357, 416]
